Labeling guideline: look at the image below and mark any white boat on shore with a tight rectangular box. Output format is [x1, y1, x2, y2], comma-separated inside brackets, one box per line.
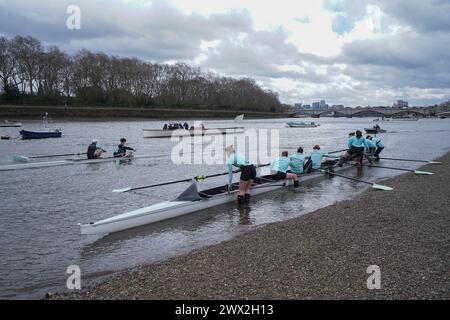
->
[234, 114, 244, 121]
[143, 127, 245, 138]
[79, 161, 359, 235]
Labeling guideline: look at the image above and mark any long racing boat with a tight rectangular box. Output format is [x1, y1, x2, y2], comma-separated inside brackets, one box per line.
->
[79, 161, 360, 235]
[0, 154, 153, 171]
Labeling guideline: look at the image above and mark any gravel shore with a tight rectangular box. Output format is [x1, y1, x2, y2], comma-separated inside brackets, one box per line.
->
[55, 153, 450, 300]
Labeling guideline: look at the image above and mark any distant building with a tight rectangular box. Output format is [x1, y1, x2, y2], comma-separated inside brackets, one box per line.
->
[303, 104, 311, 109]
[319, 100, 328, 109]
[312, 102, 320, 109]
[294, 103, 303, 109]
[393, 100, 409, 108]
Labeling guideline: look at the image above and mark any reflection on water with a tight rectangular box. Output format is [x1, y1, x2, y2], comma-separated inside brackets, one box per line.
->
[0, 117, 449, 298]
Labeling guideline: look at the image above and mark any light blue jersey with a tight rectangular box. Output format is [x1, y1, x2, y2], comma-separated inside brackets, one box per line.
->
[289, 153, 305, 174]
[271, 156, 290, 173]
[227, 153, 251, 185]
[365, 139, 376, 149]
[348, 136, 369, 149]
[310, 150, 327, 169]
[372, 137, 385, 148]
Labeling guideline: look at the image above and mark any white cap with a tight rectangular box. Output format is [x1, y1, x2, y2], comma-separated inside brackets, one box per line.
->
[92, 139, 98, 144]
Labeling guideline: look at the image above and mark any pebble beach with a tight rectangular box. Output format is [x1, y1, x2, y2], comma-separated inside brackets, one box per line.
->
[54, 152, 450, 300]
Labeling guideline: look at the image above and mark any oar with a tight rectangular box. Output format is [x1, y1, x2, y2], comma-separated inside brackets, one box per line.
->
[327, 149, 347, 154]
[361, 164, 434, 175]
[113, 163, 271, 193]
[13, 152, 86, 162]
[372, 156, 442, 164]
[320, 169, 393, 191]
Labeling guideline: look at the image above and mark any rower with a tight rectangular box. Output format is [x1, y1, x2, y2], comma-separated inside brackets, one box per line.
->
[226, 145, 257, 204]
[289, 147, 305, 175]
[338, 130, 370, 167]
[309, 145, 332, 171]
[87, 139, 106, 159]
[365, 135, 377, 158]
[371, 135, 385, 161]
[163, 124, 168, 130]
[113, 138, 136, 158]
[270, 151, 299, 188]
[183, 122, 189, 130]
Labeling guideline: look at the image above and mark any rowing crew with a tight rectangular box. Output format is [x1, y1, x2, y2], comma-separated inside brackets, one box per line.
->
[225, 145, 334, 204]
[87, 138, 136, 159]
[337, 130, 384, 167]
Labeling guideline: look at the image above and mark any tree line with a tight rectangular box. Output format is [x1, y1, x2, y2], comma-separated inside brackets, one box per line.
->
[0, 35, 283, 112]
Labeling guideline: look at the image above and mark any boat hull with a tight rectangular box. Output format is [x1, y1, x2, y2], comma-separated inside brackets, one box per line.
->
[80, 165, 356, 235]
[143, 127, 244, 138]
[286, 122, 318, 128]
[364, 128, 387, 134]
[20, 130, 62, 139]
[0, 154, 152, 171]
[0, 123, 21, 127]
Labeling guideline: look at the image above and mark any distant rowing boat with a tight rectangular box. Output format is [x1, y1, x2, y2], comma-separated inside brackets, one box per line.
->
[0, 154, 153, 171]
[364, 127, 387, 134]
[143, 127, 244, 138]
[286, 121, 319, 128]
[0, 120, 22, 127]
[79, 161, 359, 235]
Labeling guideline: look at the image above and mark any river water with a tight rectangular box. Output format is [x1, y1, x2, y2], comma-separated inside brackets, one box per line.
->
[0, 117, 449, 299]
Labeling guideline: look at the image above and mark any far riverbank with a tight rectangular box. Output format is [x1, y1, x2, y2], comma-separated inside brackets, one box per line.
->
[0, 105, 287, 120]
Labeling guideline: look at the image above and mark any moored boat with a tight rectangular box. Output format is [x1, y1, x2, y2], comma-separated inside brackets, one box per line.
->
[143, 127, 244, 138]
[19, 129, 62, 139]
[364, 127, 387, 134]
[286, 121, 319, 128]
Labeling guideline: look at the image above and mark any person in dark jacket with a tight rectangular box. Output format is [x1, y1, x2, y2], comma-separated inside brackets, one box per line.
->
[87, 139, 106, 159]
[113, 138, 135, 158]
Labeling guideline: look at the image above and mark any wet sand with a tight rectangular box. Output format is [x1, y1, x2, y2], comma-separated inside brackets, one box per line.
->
[54, 152, 450, 299]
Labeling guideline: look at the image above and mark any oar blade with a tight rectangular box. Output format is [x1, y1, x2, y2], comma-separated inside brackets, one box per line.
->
[13, 155, 30, 163]
[112, 187, 132, 193]
[427, 161, 442, 164]
[372, 183, 393, 191]
[414, 170, 434, 175]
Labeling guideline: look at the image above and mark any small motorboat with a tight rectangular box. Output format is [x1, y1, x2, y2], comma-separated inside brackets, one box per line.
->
[1, 135, 10, 140]
[286, 121, 319, 128]
[364, 127, 387, 134]
[19, 113, 62, 139]
[19, 129, 62, 139]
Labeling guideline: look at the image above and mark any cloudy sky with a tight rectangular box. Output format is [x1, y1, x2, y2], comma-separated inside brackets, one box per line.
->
[1, 0, 449, 107]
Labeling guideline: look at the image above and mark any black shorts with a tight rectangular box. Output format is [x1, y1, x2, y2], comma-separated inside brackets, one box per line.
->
[240, 165, 256, 181]
[347, 147, 364, 156]
[271, 171, 287, 180]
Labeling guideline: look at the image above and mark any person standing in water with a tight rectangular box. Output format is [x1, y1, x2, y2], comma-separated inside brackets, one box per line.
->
[226, 145, 257, 204]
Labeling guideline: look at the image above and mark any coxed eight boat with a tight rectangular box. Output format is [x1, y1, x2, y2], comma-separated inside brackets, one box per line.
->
[79, 161, 362, 235]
